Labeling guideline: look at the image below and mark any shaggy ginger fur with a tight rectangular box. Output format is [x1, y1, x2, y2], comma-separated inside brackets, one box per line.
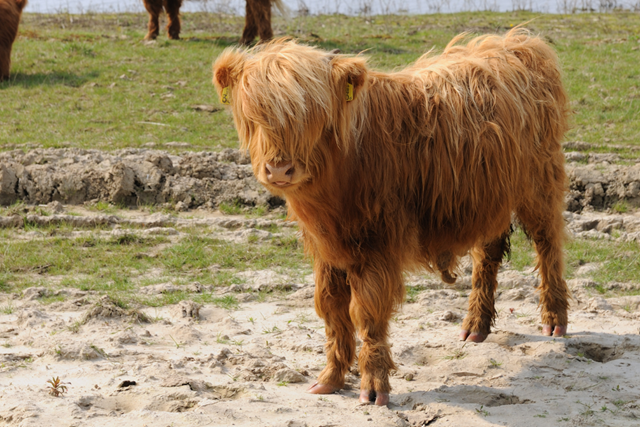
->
[213, 28, 571, 404]
[142, 0, 286, 43]
[0, 0, 27, 81]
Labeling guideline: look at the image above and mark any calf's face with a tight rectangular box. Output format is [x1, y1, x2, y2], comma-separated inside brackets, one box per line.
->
[213, 42, 368, 194]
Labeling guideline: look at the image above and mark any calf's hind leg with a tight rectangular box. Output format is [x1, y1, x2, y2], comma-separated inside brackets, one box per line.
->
[348, 260, 403, 406]
[460, 232, 510, 343]
[517, 205, 569, 337]
[308, 262, 355, 395]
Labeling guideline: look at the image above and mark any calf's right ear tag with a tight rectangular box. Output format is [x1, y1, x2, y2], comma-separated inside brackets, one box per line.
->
[346, 83, 354, 102]
[221, 87, 231, 105]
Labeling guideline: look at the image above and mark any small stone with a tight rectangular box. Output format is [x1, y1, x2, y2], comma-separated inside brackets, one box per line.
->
[175, 300, 202, 319]
[565, 151, 587, 162]
[273, 368, 306, 383]
[438, 310, 458, 322]
[587, 296, 612, 312]
[174, 201, 188, 212]
[47, 201, 65, 213]
[22, 287, 49, 300]
[499, 288, 528, 301]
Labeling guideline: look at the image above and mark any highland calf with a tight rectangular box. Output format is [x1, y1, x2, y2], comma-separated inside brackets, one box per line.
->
[213, 28, 571, 405]
[143, 0, 286, 44]
[0, 0, 27, 81]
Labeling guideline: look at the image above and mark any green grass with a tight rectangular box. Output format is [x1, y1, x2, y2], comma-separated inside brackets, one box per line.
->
[84, 201, 123, 214]
[2, 218, 639, 308]
[160, 234, 303, 272]
[612, 200, 629, 214]
[507, 228, 536, 271]
[1, 12, 639, 153]
[218, 200, 245, 216]
[218, 200, 271, 218]
[565, 239, 640, 285]
[405, 284, 425, 303]
[508, 226, 640, 292]
[0, 228, 309, 306]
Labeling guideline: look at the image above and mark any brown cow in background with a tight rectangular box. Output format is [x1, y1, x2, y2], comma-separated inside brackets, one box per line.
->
[143, 0, 286, 44]
[213, 28, 571, 405]
[0, 0, 28, 81]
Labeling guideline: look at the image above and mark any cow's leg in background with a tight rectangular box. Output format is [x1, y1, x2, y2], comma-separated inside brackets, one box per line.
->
[460, 232, 510, 342]
[308, 262, 355, 394]
[143, 0, 163, 40]
[0, 37, 11, 81]
[164, 0, 182, 40]
[348, 258, 403, 406]
[517, 197, 569, 337]
[256, 0, 273, 42]
[240, 0, 259, 45]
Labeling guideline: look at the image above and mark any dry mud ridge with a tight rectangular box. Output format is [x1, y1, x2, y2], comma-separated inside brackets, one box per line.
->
[0, 148, 284, 211]
[0, 144, 640, 212]
[1, 146, 640, 426]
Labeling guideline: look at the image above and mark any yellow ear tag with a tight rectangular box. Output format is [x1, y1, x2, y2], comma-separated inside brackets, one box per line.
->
[345, 82, 354, 102]
[221, 86, 231, 105]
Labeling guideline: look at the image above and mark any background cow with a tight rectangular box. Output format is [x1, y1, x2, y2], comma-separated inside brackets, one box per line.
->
[213, 28, 571, 405]
[0, 0, 27, 81]
[143, 0, 286, 44]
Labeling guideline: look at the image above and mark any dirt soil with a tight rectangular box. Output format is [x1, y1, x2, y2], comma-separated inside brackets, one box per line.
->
[1, 211, 640, 427]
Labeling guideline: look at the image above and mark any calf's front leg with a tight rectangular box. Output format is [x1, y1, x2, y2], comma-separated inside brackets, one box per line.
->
[308, 262, 355, 394]
[348, 261, 403, 406]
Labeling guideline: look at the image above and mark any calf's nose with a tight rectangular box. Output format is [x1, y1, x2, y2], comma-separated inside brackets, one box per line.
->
[265, 161, 294, 184]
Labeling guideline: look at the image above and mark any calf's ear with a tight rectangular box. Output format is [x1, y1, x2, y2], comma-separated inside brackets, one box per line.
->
[212, 48, 247, 100]
[329, 56, 368, 101]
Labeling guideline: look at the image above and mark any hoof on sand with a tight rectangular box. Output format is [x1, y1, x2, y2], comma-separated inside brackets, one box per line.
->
[542, 324, 567, 337]
[459, 329, 488, 343]
[307, 382, 338, 395]
[359, 389, 389, 406]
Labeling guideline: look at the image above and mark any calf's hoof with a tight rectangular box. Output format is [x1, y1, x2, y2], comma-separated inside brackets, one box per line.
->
[459, 329, 488, 343]
[542, 324, 567, 337]
[307, 382, 339, 394]
[359, 389, 389, 406]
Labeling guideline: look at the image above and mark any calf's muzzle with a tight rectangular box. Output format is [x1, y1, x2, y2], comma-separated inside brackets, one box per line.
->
[265, 161, 294, 185]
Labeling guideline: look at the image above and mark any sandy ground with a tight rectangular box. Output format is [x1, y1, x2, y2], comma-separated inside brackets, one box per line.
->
[2, 210, 640, 427]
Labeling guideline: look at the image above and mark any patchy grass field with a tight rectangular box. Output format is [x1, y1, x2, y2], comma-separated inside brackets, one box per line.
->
[0, 220, 309, 307]
[1, 208, 640, 312]
[507, 228, 640, 288]
[1, 11, 639, 152]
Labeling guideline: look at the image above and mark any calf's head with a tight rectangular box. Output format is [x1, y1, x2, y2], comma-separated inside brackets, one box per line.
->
[213, 40, 368, 193]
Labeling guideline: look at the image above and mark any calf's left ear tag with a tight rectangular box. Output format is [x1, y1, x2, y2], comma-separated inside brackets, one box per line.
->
[346, 83, 354, 102]
[221, 87, 231, 105]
